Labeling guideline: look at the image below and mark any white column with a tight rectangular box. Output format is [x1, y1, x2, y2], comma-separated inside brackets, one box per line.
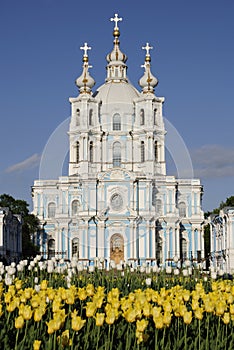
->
[97, 222, 105, 258]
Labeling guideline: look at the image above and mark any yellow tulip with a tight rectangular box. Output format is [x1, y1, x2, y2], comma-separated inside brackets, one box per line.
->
[15, 280, 22, 290]
[72, 315, 86, 331]
[222, 312, 230, 325]
[163, 312, 172, 327]
[142, 301, 152, 317]
[65, 290, 75, 305]
[153, 315, 164, 329]
[124, 307, 137, 323]
[8, 285, 16, 296]
[33, 340, 41, 350]
[152, 306, 162, 319]
[77, 287, 87, 301]
[216, 302, 226, 316]
[229, 304, 234, 315]
[178, 304, 187, 317]
[105, 309, 116, 325]
[85, 284, 94, 297]
[95, 313, 105, 326]
[163, 301, 172, 313]
[136, 319, 148, 332]
[86, 302, 96, 317]
[24, 288, 33, 300]
[191, 299, 199, 311]
[52, 299, 62, 313]
[47, 319, 56, 334]
[194, 308, 203, 320]
[47, 288, 56, 301]
[183, 290, 190, 302]
[6, 300, 17, 313]
[34, 307, 45, 322]
[183, 311, 192, 325]
[4, 292, 12, 304]
[22, 305, 33, 320]
[40, 280, 48, 291]
[15, 315, 24, 329]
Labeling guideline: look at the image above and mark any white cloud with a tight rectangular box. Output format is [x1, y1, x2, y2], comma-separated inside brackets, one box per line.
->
[5, 154, 41, 173]
[191, 144, 234, 178]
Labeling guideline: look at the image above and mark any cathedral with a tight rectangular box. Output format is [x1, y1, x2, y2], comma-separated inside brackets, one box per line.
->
[32, 14, 204, 267]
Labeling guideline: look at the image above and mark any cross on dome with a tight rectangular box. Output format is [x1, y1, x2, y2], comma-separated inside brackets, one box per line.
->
[110, 13, 122, 30]
[142, 42, 153, 56]
[80, 42, 91, 57]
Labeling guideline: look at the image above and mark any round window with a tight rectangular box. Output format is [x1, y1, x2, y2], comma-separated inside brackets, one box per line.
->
[110, 193, 123, 211]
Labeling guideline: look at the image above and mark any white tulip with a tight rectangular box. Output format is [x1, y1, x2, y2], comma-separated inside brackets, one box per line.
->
[211, 272, 217, 279]
[166, 266, 172, 274]
[88, 265, 94, 273]
[145, 278, 152, 286]
[5, 276, 12, 286]
[35, 284, 40, 293]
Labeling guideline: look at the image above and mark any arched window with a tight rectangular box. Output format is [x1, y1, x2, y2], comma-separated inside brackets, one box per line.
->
[48, 202, 56, 218]
[179, 202, 186, 217]
[156, 199, 162, 216]
[89, 109, 93, 126]
[89, 141, 93, 162]
[72, 238, 79, 258]
[76, 141, 79, 163]
[153, 108, 157, 125]
[140, 109, 145, 125]
[113, 142, 121, 167]
[76, 109, 80, 126]
[141, 141, 145, 162]
[154, 141, 158, 161]
[48, 239, 55, 259]
[113, 113, 121, 130]
[71, 200, 79, 216]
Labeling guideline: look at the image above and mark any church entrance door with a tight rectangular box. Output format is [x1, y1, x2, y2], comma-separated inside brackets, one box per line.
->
[110, 233, 124, 265]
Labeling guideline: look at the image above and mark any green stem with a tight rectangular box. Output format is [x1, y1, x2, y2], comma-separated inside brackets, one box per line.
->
[199, 319, 201, 350]
[185, 324, 188, 350]
[162, 327, 166, 349]
[216, 317, 220, 350]
[206, 315, 209, 350]
[71, 331, 75, 350]
[21, 319, 29, 348]
[110, 324, 115, 350]
[96, 326, 100, 350]
[53, 330, 57, 350]
[155, 328, 158, 350]
[14, 329, 19, 350]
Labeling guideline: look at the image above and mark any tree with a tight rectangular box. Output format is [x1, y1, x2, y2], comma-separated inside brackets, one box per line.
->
[0, 194, 29, 216]
[0, 193, 39, 258]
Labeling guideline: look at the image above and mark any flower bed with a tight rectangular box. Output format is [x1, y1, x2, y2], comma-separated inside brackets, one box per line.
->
[0, 257, 233, 349]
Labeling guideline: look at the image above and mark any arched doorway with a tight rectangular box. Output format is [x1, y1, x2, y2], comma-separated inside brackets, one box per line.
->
[110, 234, 124, 265]
[48, 238, 55, 259]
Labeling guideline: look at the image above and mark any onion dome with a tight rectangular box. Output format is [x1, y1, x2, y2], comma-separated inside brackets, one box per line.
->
[105, 13, 128, 82]
[139, 42, 158, 94]
[76, 42, 95, 95]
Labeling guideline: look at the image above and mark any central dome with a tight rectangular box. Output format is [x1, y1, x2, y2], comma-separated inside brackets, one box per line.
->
[95, 81, 140, 104]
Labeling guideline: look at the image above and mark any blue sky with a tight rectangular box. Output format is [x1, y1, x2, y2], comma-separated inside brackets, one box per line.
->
[0, 0, 233, 211]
